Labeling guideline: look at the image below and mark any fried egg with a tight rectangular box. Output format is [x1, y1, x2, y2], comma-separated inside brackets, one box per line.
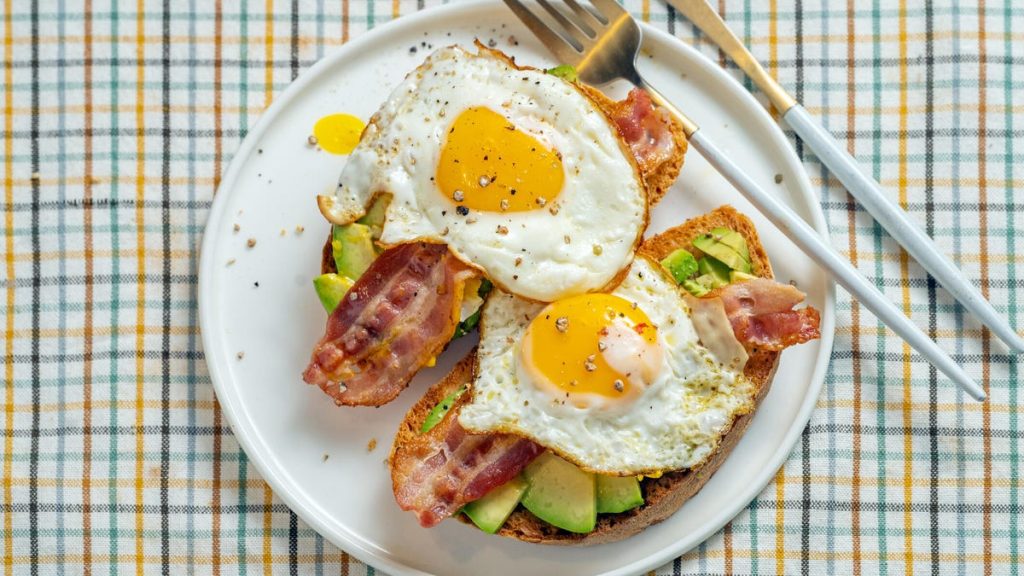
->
[457, 257, 756, 476]
[318, 45, 648, 302]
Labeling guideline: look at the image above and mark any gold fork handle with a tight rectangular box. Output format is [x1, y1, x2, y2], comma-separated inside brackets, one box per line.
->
[666, 0, 796, 113]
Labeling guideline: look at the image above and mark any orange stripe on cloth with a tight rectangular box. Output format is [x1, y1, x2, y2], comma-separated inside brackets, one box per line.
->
[896, 3, 915, 576]
[133, 2, 147, 575]
[82, 1, 95, 573]
[265, 0, 274, 108]
[977, 2, 993, 575]
[2, 0, 15, 568]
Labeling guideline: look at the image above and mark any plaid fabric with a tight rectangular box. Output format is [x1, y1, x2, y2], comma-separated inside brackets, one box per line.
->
[1, 0, 1021, 574]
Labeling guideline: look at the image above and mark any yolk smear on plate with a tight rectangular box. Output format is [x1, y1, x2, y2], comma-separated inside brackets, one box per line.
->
[313, 113, 366, 155]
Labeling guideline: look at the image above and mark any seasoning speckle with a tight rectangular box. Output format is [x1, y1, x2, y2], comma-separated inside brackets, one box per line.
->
[367, 438, 378, 453]
[322, 453, 329, 462]
[564, 235, 572, 244]
[535, 196, 547, 207]
[456, 205, 469, 216]
[295, 225, 304, 234]
[236, 351, 245, 360]
[307, 134, 318, 147]
[233, 223, 240, 233]
[453, 189, 464, 202]
[496, 225, 509, 235]
[226, 258, 236, 267]
[500, 198, 510, 211]
[614, 379, 624, 392]
[592, 244, 603, 255]
[246, 238, 256, 248]
[555, 316, 569, 332]
[774, 173, 783, 184]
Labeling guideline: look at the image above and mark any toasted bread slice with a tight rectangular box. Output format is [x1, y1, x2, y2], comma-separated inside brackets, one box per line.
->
[390, 205, 780, 545]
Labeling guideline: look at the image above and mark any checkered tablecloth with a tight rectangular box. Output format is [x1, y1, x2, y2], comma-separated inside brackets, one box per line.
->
[2, 1, 1021, 574]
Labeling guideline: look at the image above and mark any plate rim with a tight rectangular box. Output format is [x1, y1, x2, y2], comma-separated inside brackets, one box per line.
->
[198, 2, 837, 575]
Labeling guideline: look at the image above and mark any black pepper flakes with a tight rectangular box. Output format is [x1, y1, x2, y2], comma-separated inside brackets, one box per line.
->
[456, 205, 469, 216]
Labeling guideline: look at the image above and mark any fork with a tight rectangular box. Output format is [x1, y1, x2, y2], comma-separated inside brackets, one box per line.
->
[503, 0, 987, 401]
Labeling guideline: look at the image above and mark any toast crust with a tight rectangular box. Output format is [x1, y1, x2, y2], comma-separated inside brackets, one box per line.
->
[390, 205, 782, 545]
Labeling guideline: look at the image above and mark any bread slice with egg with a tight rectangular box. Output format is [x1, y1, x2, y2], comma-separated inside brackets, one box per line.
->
[390, 205, 780, 545]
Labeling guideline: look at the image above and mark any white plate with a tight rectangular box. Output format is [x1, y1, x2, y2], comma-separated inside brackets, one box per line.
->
[199, 2, 835, 575]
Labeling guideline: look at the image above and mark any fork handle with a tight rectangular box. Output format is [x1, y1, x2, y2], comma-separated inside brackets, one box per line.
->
[782, 104, 1024, 352]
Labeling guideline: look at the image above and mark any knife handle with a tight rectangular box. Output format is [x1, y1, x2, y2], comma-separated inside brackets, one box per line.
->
[782, 104, 1024, 353]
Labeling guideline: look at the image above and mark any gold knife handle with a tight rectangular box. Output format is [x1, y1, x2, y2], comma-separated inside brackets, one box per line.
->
[667, 0, 797, 113]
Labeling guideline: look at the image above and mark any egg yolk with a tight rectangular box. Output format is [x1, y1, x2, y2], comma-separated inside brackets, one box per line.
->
[520, 293, 660, 406]
[436, 107, 565, 212]
[313, 113, 366, 155]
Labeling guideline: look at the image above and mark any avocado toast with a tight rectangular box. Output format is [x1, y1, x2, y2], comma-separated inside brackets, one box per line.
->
[388, 206, 820, 544]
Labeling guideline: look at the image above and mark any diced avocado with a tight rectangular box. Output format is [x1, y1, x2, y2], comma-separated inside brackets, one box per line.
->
[463, 475, 528, 534]
[545, 64, 578, 83]
[694, 273, 716, 288]
[729, 270, 758, 283]
[660, 248, 699, 285]
[357, 194, 390, 241]
[709, 227, 750, 262]
[682, 278, 710, 297]
[313, 273, 354, 314]
[522, 452, 596, 534]
[332, 223, 376, 279]
[596, 475, 644, 514]
[420, 384, 468, 433]
[697, 257, 731, 288]
[692, 233, 752, 273]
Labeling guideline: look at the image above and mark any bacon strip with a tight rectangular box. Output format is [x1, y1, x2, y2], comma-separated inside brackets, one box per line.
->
[302, 242, 476, 406]
[605, 88, 678, 171]
[711, 277, 822, 351]
[392, 404, 543, 527]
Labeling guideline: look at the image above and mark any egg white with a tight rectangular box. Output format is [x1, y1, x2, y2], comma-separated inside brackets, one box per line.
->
[458, 257, 756, 475]
[319, 45, 647, 302]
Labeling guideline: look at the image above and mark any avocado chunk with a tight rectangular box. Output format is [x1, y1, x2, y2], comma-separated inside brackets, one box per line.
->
[313, 273, 354, 314]
[545, 64, 578, 83]
[660, 248, 699, 285]
[357, 194, 390, 242]
[595, 475, 644, 514]
[522, 452, 596, 534]
[729, 270, 758, 283]
[697, 256, 732, 288]
[682, 278, 710, 297]
[709, 227, 751, 262]
[463, 475, 528, 534]
[692, 232, 752, 274]
[332, 223, 376, 279]
[420, 384, 468, 433]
